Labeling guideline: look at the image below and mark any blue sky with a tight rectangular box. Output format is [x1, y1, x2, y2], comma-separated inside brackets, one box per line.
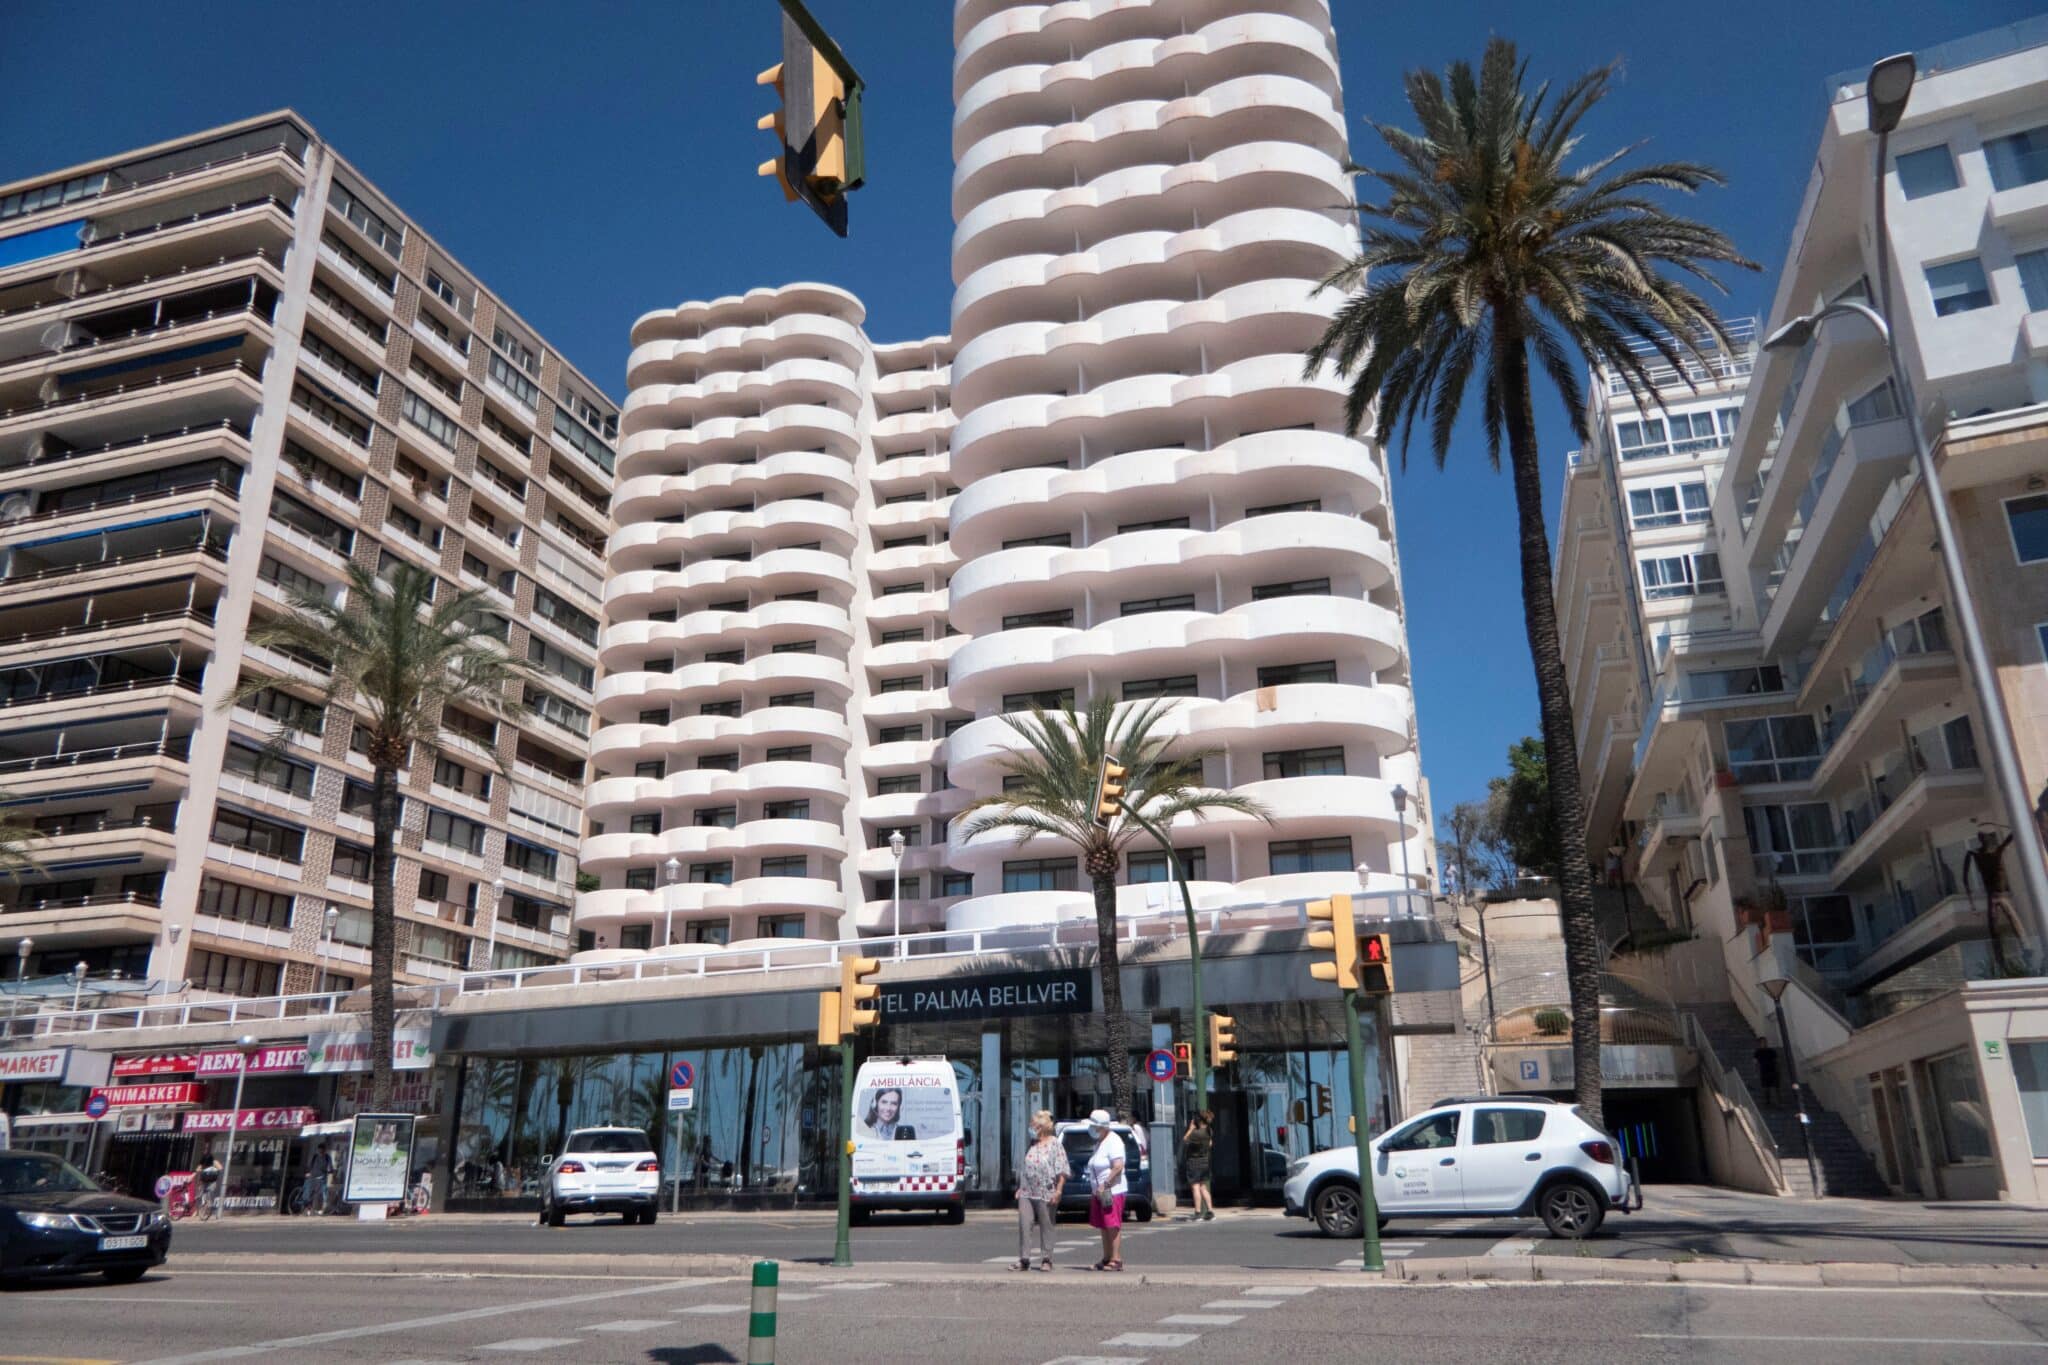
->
[0, 0, 2030, 835]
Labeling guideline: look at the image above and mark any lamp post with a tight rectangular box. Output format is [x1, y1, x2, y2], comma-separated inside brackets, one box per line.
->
[217, 1034, 260, 1219]
[1758, 977, 1823, 1197]
[315, 906, 339, 996]
[8, 936, 29, 1031]
[1759, 53, 2048, 958]
[70, 961, 86, 1014]
[487, 877, 507, 971]
[888, 829, 906, 950]
[1391, 784, 1418, 916]
[662, 859, 681, 950]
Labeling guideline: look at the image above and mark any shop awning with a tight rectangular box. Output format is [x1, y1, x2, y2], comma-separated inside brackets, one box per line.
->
[299, 1119, 353, 1138]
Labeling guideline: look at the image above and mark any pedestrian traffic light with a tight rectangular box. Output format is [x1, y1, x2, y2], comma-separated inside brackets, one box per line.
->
[1358, 932, 1396, 995]
[755, 2, 865, 237]
[839, 955, 882, 1034]
[1172, 1041, 1192, 1074]
[1208, 1012, 1237, 1066]
[1313, 1082, 1332, 1118]
[1306, 894, 1358, 989]
[818, 988, 842, 1046]
[1093, 754, 1128, 829]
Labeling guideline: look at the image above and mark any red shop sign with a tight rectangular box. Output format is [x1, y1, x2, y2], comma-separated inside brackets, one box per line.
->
[113, 1052, 199, 1078]
[90, 1082, 205, 1109]
[181, 1106, 320, 1134]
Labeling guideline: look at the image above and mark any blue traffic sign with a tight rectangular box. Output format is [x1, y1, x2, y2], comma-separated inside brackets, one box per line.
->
[85, 1092, 109, 1119]
[1145, 1049, 1176, 1082]
[670, 1059, 694, 1089]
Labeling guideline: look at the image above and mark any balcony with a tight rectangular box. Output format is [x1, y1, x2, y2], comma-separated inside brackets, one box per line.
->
[1829, 730, 1985, 888]
[0, 891, 162, 946]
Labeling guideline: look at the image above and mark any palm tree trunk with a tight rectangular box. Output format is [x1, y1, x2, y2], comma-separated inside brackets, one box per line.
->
[1091, 871, 1133, 1120]
[368, 763, 401, 1110]
[1493, 308, 1606, 1130]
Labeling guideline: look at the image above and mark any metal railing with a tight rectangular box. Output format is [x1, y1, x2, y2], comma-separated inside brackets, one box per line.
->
[0, 243, 285, 324]
[0, 417, 249, 476]
[0, 735, 191, 775]
[0, 606, 217, 652]
[1680, 1010, 1787, 1193]
[0, 358, 262, 423]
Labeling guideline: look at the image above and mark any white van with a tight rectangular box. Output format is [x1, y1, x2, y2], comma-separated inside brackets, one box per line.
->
[848, 1056, 965, 1224]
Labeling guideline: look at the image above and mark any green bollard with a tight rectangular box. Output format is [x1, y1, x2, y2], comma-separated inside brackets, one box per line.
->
[747, 1259, 778, 1364]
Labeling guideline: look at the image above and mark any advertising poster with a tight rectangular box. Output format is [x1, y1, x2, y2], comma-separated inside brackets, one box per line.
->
[341, 1112, 415, 1204]
[852, 1080, 955, 1142]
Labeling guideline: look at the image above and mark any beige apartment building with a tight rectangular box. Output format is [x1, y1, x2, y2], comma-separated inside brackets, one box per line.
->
[1558, 28, 2048, 1203]
[0, 113, 613, 1000]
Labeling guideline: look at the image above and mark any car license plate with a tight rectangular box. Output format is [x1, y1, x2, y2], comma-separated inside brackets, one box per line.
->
[99, 1235, 149, 1251]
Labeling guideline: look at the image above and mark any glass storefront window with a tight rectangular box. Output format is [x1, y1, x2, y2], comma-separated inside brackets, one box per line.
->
[2011, 1041, 2048, 1161]
[1924, 1049, 1993, 1163]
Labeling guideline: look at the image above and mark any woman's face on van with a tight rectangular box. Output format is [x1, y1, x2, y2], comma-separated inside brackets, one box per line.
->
[877, 1091, 901, 1123]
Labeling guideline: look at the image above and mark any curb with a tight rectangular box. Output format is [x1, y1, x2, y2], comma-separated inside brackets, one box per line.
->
[174, 1251, 760, 1279]
[1385, 1255, 2048, 1290]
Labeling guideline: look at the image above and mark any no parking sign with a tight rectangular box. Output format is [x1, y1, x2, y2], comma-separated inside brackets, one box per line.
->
[668, 1058, 695, 1111]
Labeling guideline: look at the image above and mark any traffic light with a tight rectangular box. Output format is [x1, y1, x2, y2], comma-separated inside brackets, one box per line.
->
[1313, 1082, 1332, 1118]
[839, 955, 882, 1035]
[755, 4, 865, 236]
[1208, 1012, 1237, 1066]
[1306, 894, 1359, 989]
[1358, 932, 1396, 995]
[1093, 754, 1127, 829]
[818, 989, 842, 1046]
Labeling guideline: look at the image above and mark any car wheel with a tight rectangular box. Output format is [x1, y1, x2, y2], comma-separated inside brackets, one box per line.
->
[103, 1266, 149, 1284]
[546, 1199, 566, 1228]
[1312, 1182, 1362, 1239]
[941, 1202, 966, 1225]
[641, 1207, 657, 1226]
[1538, 1181, 1604, 1240]
[849, 1205, 870, 1226]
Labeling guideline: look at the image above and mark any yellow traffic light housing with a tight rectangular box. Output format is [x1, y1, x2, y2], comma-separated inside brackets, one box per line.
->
[1208, 1012, 1237, 1066]
[756, 2, 865, 236]
[1307, 894, 1359, 989]
[818, 988, 842, 1046]
[1358, 931, 1396, 995]
[839, 955, 882, 1034]
[756, 63, 798, 202]
[1093, 755, 1128, 829]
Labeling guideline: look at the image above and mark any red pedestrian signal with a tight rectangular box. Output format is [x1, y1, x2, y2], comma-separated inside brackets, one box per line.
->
[1358, 932, 1395, 994]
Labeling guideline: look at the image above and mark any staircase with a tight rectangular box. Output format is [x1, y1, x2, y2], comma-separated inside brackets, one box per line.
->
[1689, 1004, 1891, 1199]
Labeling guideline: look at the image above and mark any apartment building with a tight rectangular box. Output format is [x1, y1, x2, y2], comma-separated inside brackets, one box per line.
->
[0, 114, 613, 998]
[582, 0, 1430, 949]
[1562, 26, 2048, 1202]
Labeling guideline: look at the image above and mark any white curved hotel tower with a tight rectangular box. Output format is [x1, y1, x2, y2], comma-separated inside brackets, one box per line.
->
[583, 0, 1427, 949]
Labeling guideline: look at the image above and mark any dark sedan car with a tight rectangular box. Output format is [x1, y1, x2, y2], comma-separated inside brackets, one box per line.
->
[1, 1150, 171, 1285]
[1054, 1121, 1154, 1222]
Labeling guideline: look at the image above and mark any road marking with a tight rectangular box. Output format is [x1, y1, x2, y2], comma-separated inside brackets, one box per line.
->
[1039, 1357, 1147, 1365]
[1159, 1314, 1242, 1326]
[1201, 1299, 1281, 1310]
[580, 1319, 671, 1333]
[478, 1341, 583, 1354]
[1247, 1287, 1317, 1297]
[675, 1304, 746, 1315]
[1486, 1236, 1539, 1258]
[0, 1357, 121, 1364]
[127, 1276, 735, 1365]
[1641, 1335, 2048, 1350]
[1104, 1333, 1199, 1348]
[776, 1292, 822, 1301]
[818, 1280, 891, 1290]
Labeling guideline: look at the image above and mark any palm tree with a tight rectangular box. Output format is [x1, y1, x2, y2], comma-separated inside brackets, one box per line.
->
[1305, 38, 1754, 1125]
[959, 696, 1268, 1120]
[231, 560, 538, 1107]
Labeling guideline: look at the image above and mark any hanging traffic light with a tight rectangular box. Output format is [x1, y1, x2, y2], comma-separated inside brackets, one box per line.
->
[1093, 754, 1128, 829]
[755, 1, 865, 237]
[1208, 1012, 1237, 1066]
[1358, 931, 1396, 995]
[1306, 894, 1359, 990]
[839, 955, 882, 1034]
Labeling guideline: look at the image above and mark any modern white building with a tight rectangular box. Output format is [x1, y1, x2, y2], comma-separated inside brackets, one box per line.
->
[581, 0, 1432, 949]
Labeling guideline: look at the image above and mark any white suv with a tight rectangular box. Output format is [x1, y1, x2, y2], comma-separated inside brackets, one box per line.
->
[1282, 1097, 1638, 1240]
[542, 1128, 661, 1227]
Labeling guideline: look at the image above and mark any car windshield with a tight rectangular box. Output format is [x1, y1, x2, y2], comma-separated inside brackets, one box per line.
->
[0, 1152, 100, 1195]
[564, 1131, 648, 1154]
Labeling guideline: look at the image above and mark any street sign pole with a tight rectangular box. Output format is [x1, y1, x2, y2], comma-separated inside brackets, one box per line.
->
[1343, 989, 1383, 1272]
[1124, 806, 1206, 1102]
[833, 1037, 853, 1268]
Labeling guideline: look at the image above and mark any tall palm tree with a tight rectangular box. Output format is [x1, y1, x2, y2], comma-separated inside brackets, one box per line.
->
[232, 560, 538, 1107]
[1305, 38, 1754, 1125]
[959, 696, 1268, 1120]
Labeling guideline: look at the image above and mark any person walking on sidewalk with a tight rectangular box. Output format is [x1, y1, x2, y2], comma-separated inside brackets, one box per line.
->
[300, 1144, 333, 1215]
[1012, 1109, 1064, 1272]
[1084, 1109, 1128, 1272]
[1181, 1110, 1216, 1222]
[1754, 1040, 1783, 1107]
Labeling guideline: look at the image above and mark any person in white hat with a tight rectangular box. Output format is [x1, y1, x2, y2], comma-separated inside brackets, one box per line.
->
[1082, 1109, 1128, 1271]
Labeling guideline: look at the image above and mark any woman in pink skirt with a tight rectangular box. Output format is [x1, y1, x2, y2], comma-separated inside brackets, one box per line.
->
[1082, 1108, 1128, 1271]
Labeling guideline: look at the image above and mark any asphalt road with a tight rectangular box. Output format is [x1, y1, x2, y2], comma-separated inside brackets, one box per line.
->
[153, 1185, 2048, 1271]
[9, 1267, 2048, 1363]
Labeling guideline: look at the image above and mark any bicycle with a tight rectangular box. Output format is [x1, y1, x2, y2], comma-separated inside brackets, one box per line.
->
[165, 1181, 198, 1221]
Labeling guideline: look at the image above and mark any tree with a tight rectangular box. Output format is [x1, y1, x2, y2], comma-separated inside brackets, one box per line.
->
[233, 561, 538, 1107]
[1305, 38, 1753, 1125]
[1440, 799, 1513, 899]
[958, 697, 1268, 1120]
[1492, 738, 1560, 881]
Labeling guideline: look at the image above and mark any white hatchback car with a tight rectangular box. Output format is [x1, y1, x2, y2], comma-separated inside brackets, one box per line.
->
[1282, 1097, 1638, 1240]
[542, 1127, 661, 1227]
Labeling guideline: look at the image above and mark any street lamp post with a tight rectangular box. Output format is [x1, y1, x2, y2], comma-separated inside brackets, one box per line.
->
[662, 859, 681, 950]
[888, 830, 906, 952]
[315, 906, 339, 996]
[8, 936, 30, 1032]
[217, 1034, 260, 1219]
[1391, 784, 1418, 916]
[70, 961, 86, 1014]
[1760, 53, 2048, 957]
[1759, 979, 1823, 1197]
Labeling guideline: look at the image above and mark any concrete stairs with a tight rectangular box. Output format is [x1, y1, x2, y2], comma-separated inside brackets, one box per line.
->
[1689, 1003, 1890, 1199]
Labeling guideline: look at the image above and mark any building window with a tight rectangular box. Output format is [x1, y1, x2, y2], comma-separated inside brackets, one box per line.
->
[628, 813, 661, 835]
[1001, 532, 1070, 549]
[624, 867, 657, 891]
[1246, 499, 1321, 517]
[2019, 249, 2048, 314]
[940, 872, 972, 897]
[769, 691, 816, 708]
[332, 840, 372, 881]
[1123, 675, 1199, 700]
[401, 387, 460, 449]
[1250, 578, 1330, 601]
[1924, 1049, 1994, 1163]
[1121, 594, 1196, 616]
[633, 761, 665, 781]
[1001, 688, 1074, 713]
[1002, 608, 1073, 630]
[426, 807, 489, 856]
[1639, 550, 1723, 599]
[1003, 858, 1077, 893]
[1128, 847, 1207, 884]
[1627, 482, 1711, 528]
[876, 775, 921, 795]
[771, 640, 817, 655]
[689, 862, 733, 885]
[223, 740, 316, 798]
[197, 877, 293, 931]
[1257, 661, 1338, 687]
[1742, 803, 1839, 878]
[879, 724, 923, 743]
[1722, 715, 1822, 784]
[209, 807, 304, 862]
[695, 807, 738, 828]
[880, 628, 925, 644]
[1893, 144, 1959, 199]
[2012, 1042, 2048, 1160]
[2006, 493, 2048, 564]
[759, 914, 806, 938]
[763, 800, 810, 820]
[1262, 747, 1346, 780]
[1924, 257, 1993, 316]
[1269, 837, 1353, 875]
[687, 920, 730, 945]
[1987, 125, 2048, 191]
[1119, 516, 1190, 533]
[699, 699, 743, 717]
[697, 753, 739, 772]
[765, 746, 812, 763]
[1680, 664, 1784, 701]
[759, 856, 807, 878]
[877, 676, 921, 693]
[189, 950, 281, 999]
